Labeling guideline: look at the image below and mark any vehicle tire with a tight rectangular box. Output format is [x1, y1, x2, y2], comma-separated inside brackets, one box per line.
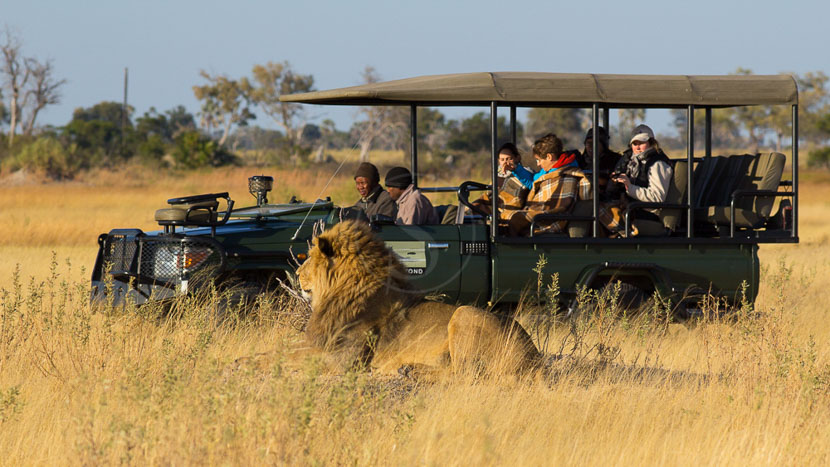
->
[214, 282, 264, 321]
[600, 282, 647, 312]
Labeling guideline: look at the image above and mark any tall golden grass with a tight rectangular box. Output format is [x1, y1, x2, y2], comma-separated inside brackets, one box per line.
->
[1, 162, 829, 464]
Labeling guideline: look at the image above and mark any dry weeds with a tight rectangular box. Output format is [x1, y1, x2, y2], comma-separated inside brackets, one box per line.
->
[1, 164, 829, 465]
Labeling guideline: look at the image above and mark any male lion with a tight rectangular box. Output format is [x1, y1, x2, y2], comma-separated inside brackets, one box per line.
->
[295, 220, 540, 376]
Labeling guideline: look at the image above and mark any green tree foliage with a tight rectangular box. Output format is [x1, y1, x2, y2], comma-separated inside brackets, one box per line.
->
[807, 113, 830, 169]
[525, 108, 585, 148]
[671, 108, 742, 150]
[446, 112, 512, 153]
[351, 67, 407, 162]
[192, 71, 255, 146]
[795, 71, 830, 146]
[64, 101, 134, 164]
[5, 136, 80, 178]
[247, 61, 315, 159]
[134, 106, 196, 162]
[171, 130, 237, 168]
[807, 147, 830, 168]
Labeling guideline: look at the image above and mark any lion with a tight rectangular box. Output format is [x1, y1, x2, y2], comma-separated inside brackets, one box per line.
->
[294, 220, 541, 376]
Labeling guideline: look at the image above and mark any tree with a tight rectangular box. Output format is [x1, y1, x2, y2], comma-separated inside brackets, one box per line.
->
[192, 71, 255, 146]
[794, 71, 830, 147]
[64, 101, 134, 162]
[351, 66, 407, 162]
[1, 28, 29, 146]
[134, 106, 196, 161]
[311, 118, 337, 162]
[21, 57, 66, 135]
[417, 107, 449, 157]
[525, 108, 585, 148]
[722, 68, 771, 153]
[446, 112, 511, 153]
[671, 108, 742, 150]
[247, 61, 314, 159]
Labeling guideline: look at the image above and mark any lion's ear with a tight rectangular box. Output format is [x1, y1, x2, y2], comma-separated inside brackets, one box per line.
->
[318, 237, 335, 258]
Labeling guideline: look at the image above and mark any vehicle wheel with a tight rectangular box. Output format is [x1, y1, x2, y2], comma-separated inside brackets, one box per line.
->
[566, 282, 647, 317]
[614, 282, 647, 311]
[597, 282, 647, 312]
[214, 282, 264, 321]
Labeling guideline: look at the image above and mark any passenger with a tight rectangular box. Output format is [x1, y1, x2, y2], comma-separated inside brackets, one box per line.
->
[384, 167, 439, 225]
[353, 162, 397, 219]
[506, 134, 592, 237]
[600, 124, 672, 236]
[472, 142, 534, 218]
[580, 126, 622, 198]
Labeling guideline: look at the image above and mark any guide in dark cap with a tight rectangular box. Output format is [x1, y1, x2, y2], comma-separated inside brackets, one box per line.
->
[384, 167, 439, 225]
[352, 162, 396, 219]
[582, 126, 622, 198]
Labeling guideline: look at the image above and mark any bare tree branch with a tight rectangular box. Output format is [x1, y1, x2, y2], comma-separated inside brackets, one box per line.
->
[1, 27, 31, 146]
[22, 57, 66, 135]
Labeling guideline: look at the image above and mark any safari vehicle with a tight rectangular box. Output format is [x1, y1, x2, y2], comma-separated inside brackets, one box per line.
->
[91, 72, 799, 313]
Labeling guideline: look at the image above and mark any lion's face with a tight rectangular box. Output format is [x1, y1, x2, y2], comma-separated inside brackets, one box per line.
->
[296, 248, 327, 303]
[295, 221, 409, 310]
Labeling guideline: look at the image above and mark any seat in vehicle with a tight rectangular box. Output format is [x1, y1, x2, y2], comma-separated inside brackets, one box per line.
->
[633, 159, 688, 236]
[696, 152, 786, 230]
[155, 199, 219, 226]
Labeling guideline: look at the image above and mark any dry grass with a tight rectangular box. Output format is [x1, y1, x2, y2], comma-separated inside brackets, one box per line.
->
[1, 163, 830, 465]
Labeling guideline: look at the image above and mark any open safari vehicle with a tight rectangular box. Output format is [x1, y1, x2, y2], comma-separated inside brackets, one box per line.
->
[91, 72, 799, 314]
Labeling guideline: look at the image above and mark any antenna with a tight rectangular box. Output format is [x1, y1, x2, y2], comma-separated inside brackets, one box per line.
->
[121, 67, 128, 156]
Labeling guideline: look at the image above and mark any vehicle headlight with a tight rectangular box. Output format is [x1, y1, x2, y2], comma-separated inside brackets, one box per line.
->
[151, 244, 179, 281]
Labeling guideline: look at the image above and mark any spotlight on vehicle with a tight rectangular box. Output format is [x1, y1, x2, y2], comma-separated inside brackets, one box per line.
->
[248, 175, 274, 207]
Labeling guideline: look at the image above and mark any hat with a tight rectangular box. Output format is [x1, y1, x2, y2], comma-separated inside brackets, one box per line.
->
[629, 124, 655, 145]
[385, 167, 412, 189]
[354, 162, 380, 185]
[584, 126, 610, 145]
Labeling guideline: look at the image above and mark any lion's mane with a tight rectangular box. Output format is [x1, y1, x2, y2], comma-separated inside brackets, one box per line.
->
[299, 221, 417, 348]
[296, 220, 540, 375]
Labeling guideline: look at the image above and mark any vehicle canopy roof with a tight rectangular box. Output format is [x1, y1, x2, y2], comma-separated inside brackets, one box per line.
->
[279, 72, 798, 108]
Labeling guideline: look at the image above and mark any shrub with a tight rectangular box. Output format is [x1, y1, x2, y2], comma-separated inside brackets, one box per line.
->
[807, 146, 830, 169]
[171, 130, 237, 168]
[5, 137, 83, 179]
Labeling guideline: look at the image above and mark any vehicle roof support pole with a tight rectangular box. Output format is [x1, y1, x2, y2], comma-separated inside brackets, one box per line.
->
[792, 104, 798, 239]
[592, 103, 600, 238]
[602, 106, 610, 133]
[491, 102, 499, 241]
[687, 105, 695, 238]
[410, 105, 418, 187]
[510, 105, 517, 144]
[705, 107, 712, 157]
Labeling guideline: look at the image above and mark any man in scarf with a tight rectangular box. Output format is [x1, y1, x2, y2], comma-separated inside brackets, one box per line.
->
[506, 133, 592, 237]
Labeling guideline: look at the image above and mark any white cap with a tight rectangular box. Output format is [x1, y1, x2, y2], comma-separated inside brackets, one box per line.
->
[629, 124, 655, 145]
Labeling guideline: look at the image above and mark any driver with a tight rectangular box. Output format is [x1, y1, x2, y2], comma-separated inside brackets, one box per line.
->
[352, 162, 397, 219]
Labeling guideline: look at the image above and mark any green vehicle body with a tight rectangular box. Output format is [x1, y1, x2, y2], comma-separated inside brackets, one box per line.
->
[91, 72, 798, 312]
[90, 198, 760, 311]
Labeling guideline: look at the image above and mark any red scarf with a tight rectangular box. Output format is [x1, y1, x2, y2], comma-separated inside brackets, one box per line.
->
[552, 151, 578, 169]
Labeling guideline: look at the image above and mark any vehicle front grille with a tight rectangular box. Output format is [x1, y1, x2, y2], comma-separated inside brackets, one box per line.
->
[103, 233, 139, 273]
[138, 237, 225, 285]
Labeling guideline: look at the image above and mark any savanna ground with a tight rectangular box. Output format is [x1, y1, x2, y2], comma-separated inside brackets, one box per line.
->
[1, 153, 830, 465]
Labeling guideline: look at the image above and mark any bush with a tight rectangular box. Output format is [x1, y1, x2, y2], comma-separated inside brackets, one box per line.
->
[171, 130, 238, 168]
[807, 146, 830, 169]
[4, 137, 83, 179]
[136, 133, 167, 165]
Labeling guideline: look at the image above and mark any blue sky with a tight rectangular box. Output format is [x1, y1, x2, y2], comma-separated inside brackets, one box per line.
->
[4, 0, 828, 135]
